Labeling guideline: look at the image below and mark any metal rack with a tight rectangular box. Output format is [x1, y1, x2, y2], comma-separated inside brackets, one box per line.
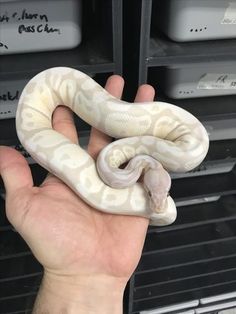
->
[125, 1, 236, 313]
[0, 0, 123, 312]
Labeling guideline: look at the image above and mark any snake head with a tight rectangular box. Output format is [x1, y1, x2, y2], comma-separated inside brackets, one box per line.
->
[143, 167, 171, 213]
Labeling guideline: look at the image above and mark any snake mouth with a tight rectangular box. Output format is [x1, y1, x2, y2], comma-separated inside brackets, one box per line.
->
[149, 194, 168, 214]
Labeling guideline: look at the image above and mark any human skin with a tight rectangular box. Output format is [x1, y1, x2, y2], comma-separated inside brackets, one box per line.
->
[0, 75, 155, 313]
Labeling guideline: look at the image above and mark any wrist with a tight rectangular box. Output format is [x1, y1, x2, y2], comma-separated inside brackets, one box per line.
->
[33, 270, 127, 314]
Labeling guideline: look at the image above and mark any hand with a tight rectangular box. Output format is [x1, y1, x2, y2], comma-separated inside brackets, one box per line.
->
[0, 75, 155, 313]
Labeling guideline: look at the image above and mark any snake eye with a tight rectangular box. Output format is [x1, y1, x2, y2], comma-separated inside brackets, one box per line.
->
[148, 191, 152, 197]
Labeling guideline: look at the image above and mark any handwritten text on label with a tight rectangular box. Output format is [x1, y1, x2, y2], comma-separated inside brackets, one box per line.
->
[0, 42, 8, 49]
[0, 91, 20, 102]
[0, 9, 48, 23]
[18, 24, 61, 34]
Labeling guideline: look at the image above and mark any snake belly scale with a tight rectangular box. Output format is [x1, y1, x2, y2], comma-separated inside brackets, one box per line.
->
[15, 67, 209, 226]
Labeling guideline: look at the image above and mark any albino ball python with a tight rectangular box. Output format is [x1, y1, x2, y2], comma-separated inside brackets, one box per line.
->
[16, 67, 209, 226]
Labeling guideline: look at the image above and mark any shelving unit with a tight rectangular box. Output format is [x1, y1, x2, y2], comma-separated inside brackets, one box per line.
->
[138, 0, 236, 84]
[1, 0, 236, 313]
[0, 0, 122, 77]
[0, 0, 123, 312]
[125, 1, 236, 313]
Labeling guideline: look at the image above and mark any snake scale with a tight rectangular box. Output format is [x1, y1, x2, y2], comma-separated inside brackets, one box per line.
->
[16, 67, 209, 226]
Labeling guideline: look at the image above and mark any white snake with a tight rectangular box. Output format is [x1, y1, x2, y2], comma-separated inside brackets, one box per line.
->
[15, 67, 209, 226]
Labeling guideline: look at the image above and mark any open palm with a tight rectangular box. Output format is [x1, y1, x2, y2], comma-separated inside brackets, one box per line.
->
[0, 75, 155, 286]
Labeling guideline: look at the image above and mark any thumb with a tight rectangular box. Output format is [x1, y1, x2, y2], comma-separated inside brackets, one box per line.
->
[0, 146, 33, 196]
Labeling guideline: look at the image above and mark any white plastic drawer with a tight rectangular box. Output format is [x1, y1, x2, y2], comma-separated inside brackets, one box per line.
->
[219, 309, 236, 314]
[0, 0, 82, 54]
[140, 300, 199, 314]
[158, 0, 236, 42]
[162, 62, 236, 99]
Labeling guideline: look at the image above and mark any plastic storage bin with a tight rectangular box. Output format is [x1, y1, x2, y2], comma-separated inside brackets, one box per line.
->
[0, 0, 82, 54]
[161, 62, 236, 99]
[158, 0, 236, 42]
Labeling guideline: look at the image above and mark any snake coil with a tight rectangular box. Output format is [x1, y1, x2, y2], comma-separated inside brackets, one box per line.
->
[16, 67, 209, 226]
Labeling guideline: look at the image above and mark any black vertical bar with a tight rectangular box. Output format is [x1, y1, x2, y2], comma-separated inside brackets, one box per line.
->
[128, 275, 136, 314]
[112, 0, 123, 75]
[138, 0, 152, 85]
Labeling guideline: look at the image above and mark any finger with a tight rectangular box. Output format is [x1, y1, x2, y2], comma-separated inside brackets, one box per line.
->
[87, 128, 111, 160]
[134, 84, 155, 103]
[52, 105, 78, 144]
[88, 75, 125, 159]
[103, 75, 125, 99]
[0, 146, 33, 196]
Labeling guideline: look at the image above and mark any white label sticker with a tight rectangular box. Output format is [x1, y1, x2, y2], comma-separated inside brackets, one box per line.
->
[221, 2, 236, 24]
[198, 73, 236, 89]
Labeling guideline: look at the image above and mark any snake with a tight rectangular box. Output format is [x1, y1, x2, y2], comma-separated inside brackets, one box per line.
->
[15, 67, 209, 226]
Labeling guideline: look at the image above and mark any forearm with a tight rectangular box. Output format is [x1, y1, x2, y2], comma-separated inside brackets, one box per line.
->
[33, 272, 126, 314]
